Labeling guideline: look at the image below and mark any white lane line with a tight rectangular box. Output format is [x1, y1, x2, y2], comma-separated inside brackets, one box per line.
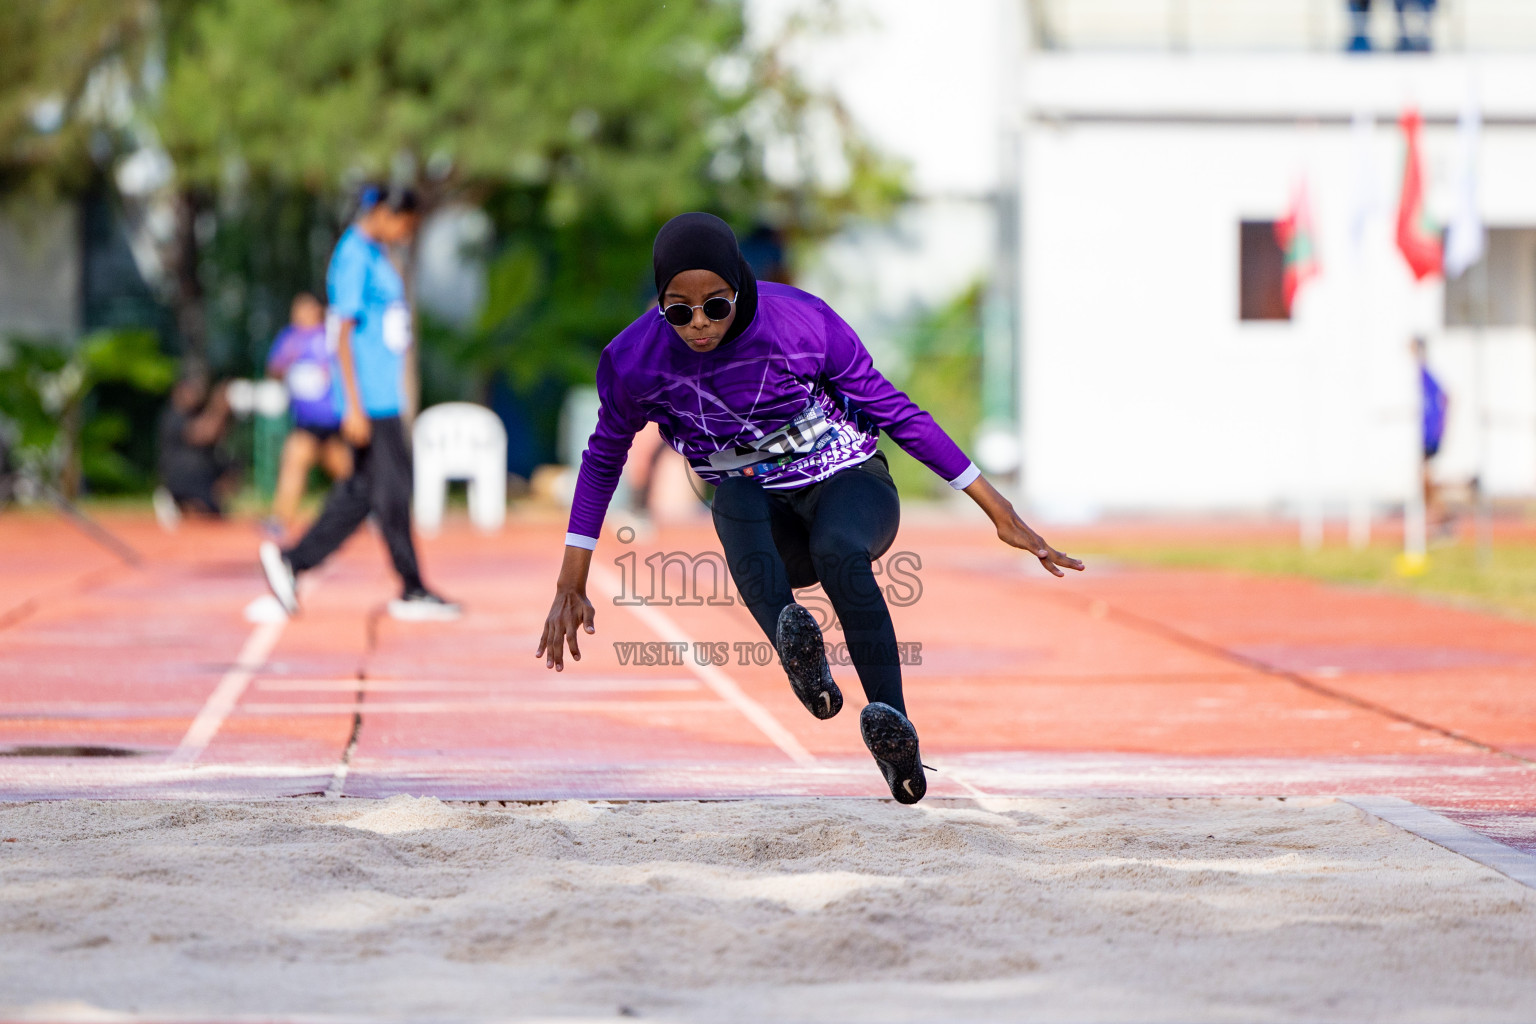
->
[323, 751, 354, 799]
[323, 703, 363, 800]
[1342, 795, 1536, 890]
[939, 764, 1039, 815]
[252, 676, 701, 693]
[165, 618, 286, 765]
[242, 699, 729, 715]
[944, 767, 993, 801]
[590, 566, 815, 766]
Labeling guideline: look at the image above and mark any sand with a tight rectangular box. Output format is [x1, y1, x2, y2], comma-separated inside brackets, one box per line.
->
[1, 796, 1534, 1022]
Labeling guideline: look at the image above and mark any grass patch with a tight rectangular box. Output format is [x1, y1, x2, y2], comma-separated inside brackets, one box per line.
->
[1092, 537, 1536, 623]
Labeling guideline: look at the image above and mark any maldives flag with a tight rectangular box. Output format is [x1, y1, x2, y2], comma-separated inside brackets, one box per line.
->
[1274, 179, 1319, 313]
[1396, 108, 1442, 280]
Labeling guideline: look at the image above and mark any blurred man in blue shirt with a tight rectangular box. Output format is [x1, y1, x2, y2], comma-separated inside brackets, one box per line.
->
[260, 186, 459, 621]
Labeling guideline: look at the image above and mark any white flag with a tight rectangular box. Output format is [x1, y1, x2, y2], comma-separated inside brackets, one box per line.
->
[1347, 110, 1380, 256]
[1444, 87, 1485, 279]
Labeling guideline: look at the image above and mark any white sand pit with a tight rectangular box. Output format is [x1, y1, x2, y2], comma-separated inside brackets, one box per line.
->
[2, 795, 1534, 1022]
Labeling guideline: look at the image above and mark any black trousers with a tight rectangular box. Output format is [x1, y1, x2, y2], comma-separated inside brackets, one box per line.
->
[284, 416, 423, 594]
[712, 454, 905, 716]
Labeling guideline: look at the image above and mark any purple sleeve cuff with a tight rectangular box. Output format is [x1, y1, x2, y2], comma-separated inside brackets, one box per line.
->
[565, 350, 647, 542]
[564, 532, 598, 551]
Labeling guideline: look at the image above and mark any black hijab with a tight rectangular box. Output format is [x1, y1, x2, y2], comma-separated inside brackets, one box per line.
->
[652, 212, 758, 345]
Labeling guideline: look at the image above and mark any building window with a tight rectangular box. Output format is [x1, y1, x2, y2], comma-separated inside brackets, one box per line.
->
[1239, 220, 1288, 322]
[1445, 227, 1536, 328]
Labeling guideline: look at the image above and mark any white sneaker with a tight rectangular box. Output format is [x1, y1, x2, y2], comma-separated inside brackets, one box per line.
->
[388, 589, 462, 622]
[258, 541, 298, 616]
[243, 594, 289, 624]
[152, 487, 181, 532]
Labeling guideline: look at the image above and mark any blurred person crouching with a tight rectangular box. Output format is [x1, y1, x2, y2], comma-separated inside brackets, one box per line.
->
[264, 292, 353, 539]
[154, 374, 235, 528]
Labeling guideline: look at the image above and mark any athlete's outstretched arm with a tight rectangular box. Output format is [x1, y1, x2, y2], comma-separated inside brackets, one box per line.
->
[537, 545, 597, 671]
[964, 475, 1084, 578]
[541, 346, 648, 671]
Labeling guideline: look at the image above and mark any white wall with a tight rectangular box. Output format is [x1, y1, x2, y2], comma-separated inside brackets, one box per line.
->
[0, 203, 80, 343]
[1032, 0, 1536, 53]
[743, 5, 1536, 515]
[416, 204, 490, 330]
[1020, 53, 1536, 518]
[747, 0, 1006, 197]
[747, 0, 1009, 360]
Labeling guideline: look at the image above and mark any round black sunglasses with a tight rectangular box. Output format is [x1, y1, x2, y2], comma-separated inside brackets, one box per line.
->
[659, 293, 736, 327]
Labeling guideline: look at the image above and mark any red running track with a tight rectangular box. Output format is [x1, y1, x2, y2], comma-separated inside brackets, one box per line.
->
[1, 507, 1533, 854]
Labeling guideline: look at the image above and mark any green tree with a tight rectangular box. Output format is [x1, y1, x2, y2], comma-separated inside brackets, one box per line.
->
[1, 0, 905, 483]
[878, 284, 985, 499]
[0, 2, 155, 199]
[157, 0, 903, 406]
[160, 0, 898, 226]
[0, 329, 176, 497]
[0, 1, 210, 377]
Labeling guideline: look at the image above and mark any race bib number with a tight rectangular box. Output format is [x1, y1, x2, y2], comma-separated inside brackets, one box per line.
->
[324, 311, 342, 353]
[382, 302, 413, 354]
[286, 362, 331, 402]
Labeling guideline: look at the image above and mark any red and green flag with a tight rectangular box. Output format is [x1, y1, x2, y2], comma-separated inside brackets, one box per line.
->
[1396, 108, 1443, 281]
[1274, 179, 1319, 313]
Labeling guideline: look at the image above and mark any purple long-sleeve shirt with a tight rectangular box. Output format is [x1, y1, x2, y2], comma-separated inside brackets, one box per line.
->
[565, 282, 978, 548]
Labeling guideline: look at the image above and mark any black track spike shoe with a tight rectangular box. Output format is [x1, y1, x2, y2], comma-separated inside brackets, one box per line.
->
[775, 603, 843, 720]
[860, 702, 927, 804]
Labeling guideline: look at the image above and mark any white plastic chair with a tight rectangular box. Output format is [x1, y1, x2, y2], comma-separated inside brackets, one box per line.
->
[412, 402, 507, 535]
[225, 379, 289, 418]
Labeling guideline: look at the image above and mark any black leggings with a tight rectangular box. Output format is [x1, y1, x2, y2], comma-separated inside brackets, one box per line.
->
[712, 456, 905, 716]
[285, 416, 424, 594]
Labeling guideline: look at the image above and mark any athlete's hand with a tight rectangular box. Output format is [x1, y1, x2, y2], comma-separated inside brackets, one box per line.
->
[538, 586, 596, 671]
[995, 512, 1084, 578]
[342, 407, 371, 447]
[961, 473, 1084, 577]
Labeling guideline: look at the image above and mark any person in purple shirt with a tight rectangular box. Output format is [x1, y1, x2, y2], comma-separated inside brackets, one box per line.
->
[537, 213, 1082, 803]
[1414, 335, 1451, 531]
[264, 293, 352, 537]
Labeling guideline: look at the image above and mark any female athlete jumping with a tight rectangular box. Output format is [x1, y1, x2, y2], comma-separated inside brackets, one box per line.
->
[538, 213, 1082, 803]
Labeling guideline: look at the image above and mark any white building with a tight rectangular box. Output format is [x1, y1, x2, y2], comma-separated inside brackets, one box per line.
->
[1021, 9, 1536, 521]
[761, 0, 1536, 520]
[746, 0, 1010, 377]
